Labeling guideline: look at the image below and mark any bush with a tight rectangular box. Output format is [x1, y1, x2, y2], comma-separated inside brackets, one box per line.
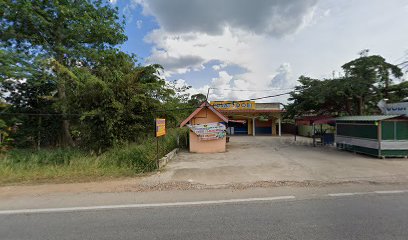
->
[0, 127, 189, 184]
[103, 127, 188, 171]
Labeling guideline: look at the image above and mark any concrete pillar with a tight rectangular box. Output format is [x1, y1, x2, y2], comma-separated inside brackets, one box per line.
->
[248, 118, 252, 135]
[278, 117, 282, 136]
[252, 117, 256, 136]
[271, 119, 277, 136]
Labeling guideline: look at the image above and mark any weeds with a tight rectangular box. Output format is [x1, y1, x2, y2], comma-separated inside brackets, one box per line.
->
[0, 128, 188, 185]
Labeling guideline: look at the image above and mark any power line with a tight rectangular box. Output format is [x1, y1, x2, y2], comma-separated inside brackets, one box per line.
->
[243, 92, 293, 101]
[210, 87, 295, 92]
[0, 112, 82, 116]
[0, 106, 201, 117]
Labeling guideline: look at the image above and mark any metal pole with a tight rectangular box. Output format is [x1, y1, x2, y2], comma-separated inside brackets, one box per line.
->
[313, 123, 316, 147]
[294, 123, 297, 141]
[156, 137, 159, 169]
[252, 117, 256, 136]
[206, 87, 211, 101]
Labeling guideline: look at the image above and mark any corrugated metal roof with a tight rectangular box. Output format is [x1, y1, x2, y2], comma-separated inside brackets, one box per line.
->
[335, 115, 401, 121]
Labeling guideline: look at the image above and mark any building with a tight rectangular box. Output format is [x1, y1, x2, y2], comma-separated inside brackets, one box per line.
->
[180, 102, 229, 153]
[211, 101, 285, 136]
[180, 100, 285, 153]
[335, 115, 408, 158]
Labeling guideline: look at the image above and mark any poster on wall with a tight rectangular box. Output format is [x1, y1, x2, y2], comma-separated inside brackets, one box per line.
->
[187, 122, 226, 141]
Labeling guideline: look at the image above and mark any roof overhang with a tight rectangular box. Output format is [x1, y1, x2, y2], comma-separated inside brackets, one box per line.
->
[335, 115, 404, 122]
[180, 101, 228, 127]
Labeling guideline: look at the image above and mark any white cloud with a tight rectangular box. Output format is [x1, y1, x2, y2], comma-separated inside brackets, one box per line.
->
[132, 0, 408, 103]
[212, 63, 227, 71]
[138, 0, 318, 37]
[136, 20, 143, 29]
[147, 49, 205, 76]
[145, 27, 297, 101]
[269, 63, 295, 89]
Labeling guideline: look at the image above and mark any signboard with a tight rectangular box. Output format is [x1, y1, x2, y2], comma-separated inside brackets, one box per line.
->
[211, 101, 255, 110]
[187, 122, 226, 141]
[378, 100, 408, 116]
[155, 118, 166, 137]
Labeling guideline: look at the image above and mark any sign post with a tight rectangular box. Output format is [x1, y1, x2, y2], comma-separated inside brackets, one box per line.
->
[155, 118, 166, 169]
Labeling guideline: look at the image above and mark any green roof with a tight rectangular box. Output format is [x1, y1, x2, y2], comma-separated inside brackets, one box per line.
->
[335, 115, 401, 121]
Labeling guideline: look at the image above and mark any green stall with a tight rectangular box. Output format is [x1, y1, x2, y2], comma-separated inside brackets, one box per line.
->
[335, 115, 408, 158]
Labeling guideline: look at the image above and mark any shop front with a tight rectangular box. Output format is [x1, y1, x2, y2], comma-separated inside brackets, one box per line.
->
[211, 101, 285, 136]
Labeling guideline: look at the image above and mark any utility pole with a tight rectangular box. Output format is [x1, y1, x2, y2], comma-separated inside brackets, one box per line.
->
[206, 87, 212, 101]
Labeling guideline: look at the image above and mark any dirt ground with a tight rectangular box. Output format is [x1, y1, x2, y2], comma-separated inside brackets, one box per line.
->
[2, 135, 408, 198]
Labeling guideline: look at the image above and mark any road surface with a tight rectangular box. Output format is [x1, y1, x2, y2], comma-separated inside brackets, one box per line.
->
[1, 192, 408, 240]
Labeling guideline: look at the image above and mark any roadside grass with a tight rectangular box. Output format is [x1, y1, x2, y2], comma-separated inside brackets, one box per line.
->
[0, 128, 188, 185]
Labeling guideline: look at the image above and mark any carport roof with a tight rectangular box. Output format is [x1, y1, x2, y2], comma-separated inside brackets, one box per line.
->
[335, 115, 402, 121]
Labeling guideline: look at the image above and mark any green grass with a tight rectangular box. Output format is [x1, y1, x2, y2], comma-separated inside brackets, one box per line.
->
[0, 128, 188, 185]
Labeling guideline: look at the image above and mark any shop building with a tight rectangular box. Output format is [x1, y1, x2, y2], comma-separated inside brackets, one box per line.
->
[180, 102, 228, 153]
[211, 101, 285, 136]
[180, 101, 285, 153]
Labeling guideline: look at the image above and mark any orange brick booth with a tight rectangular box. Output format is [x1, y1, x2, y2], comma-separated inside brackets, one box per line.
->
[180, 101, 229, 153]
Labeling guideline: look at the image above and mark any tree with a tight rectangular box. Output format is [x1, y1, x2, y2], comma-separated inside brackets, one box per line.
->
[1, 0, 127, 147]
[286, 76, 354, 118]
[342, 55, 403, 114]
[286, 53, 405, 118]
[398, 50, 408, 74]
[1, 56, 63, 148]
[63, 51, 177, 151]
[188, 93, 207, 107]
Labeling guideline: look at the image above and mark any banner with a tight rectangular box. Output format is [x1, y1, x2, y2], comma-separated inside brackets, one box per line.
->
[211, 101, 255, 110]
[155, 118, 166, 137]
[187, 122, 226, 140]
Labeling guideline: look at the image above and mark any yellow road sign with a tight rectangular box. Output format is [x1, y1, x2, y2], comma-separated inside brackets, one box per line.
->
[155, 118, 166, 137]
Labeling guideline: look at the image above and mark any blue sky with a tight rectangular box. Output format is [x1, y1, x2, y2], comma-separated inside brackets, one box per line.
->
[116, 1, 156, 63]
[112, 0, 408, 103]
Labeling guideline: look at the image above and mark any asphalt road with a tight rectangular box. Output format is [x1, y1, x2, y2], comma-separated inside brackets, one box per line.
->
[1, 193, 408, 240]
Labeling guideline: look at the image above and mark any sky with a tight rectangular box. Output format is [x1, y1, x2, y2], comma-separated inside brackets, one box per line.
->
[111, 0, 408, 103]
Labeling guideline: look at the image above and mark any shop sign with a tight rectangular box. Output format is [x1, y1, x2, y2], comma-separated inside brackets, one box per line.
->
[211, 101, 255, 110]
[187, 122, 226, 140]
[155, 118, 166, 137]
[378, 100, 408, 115]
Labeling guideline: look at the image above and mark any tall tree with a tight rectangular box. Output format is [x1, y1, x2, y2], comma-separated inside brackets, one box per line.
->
[64, 51, 177, 151]
[342, 54, 403, 114]
[188, 93, 207, 107]
[287, 54, 404, 118]
[1, 0, 127, 146]
[286, 76, 354, 118]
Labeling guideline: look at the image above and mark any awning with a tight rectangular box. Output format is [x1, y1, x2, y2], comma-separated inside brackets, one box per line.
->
[228, 120, 246, 124]
[313, 118, 335, 125]
[295, 115, 334, 125]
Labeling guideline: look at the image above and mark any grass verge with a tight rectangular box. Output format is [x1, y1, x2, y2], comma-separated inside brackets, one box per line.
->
[0, 128, 188, 185]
